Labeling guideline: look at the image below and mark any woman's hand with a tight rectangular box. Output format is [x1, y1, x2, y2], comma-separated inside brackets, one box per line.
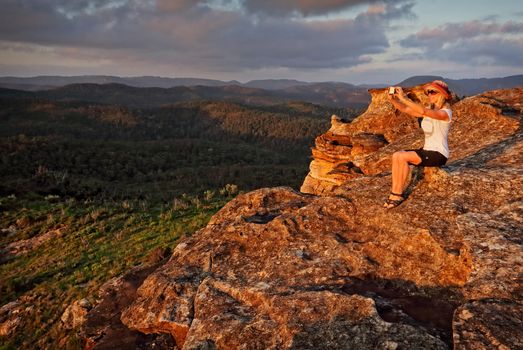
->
[387, 86, 424, 117]
[394, 87, 408, 101]
[387, 92, 395, 101]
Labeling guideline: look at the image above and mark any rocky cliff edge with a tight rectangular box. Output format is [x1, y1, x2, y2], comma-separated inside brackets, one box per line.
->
[83, 86, 523, 349]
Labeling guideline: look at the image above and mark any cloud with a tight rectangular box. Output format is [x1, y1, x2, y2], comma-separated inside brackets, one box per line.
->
[401, 20, 523, 45]
[399, 19, 523, 67]
[0, 0, 416, 74]
[0, 0, 156, 49]
[443, 37, 523, 67]
[155, 0, 197, 12]
[143, 1, 419, 70]
[240, 0, 379, 17]
[237, 0, 418, 18]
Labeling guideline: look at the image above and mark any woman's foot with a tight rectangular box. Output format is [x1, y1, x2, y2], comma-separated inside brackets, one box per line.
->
[383, 192, 405, 209]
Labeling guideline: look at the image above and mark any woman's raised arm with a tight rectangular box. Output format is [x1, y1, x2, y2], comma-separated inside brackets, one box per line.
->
[387, 93, 419, 117]
[390, 87, 450, 121]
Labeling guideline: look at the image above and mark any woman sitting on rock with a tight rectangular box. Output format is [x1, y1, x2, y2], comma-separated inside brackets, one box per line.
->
[384, 80, 453, 209]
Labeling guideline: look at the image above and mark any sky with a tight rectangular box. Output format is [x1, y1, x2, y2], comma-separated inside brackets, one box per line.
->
[0, 0, 522, 84]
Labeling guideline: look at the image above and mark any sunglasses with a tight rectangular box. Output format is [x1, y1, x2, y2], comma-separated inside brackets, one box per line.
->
[425, 90, 438, 96]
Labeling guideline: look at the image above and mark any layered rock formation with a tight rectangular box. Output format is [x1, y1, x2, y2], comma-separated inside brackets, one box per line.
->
[84, 86, 523, 349]
[301, 86, 520, 194]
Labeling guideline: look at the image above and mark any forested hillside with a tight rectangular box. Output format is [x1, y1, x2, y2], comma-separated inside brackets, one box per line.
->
[0, 97, 359, 202]
[0, 82, 371, 109]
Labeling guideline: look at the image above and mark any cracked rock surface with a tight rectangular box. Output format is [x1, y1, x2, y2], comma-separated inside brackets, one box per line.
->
[88, 86, 523, 349]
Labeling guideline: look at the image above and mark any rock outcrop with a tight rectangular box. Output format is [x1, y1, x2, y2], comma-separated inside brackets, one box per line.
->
[81, 250, 176, 350]
[0, 226, 66, 263]
[452, 299, 523, 349]
[0, 300, 23, 337]
[84, 86, 522, 349]
[61, 299, 92, 330]
[301, 86, 520, 194]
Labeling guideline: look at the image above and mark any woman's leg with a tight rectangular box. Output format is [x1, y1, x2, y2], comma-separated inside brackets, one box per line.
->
[390, 151, 422, 199]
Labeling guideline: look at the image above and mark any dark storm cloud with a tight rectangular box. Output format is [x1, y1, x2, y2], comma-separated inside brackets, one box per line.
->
[0, 0, 415, 71]
[240, 0, 380, 17]
[192, 15, 384, 69]
[0, 0, 159, 49]
[235, 0, 417, 18]
[144, 1, 416, 70]
[154, 0, 396, 17]
[399, 20, 523, 67]
[155, 0, 207, 12]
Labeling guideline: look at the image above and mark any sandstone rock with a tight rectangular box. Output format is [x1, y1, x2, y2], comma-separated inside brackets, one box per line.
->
[1, 226, 65, 263]
[110, 86, 522, 349]
[0, 300, 22, 337]
[301, 87, 521, 194]
[0, 315, 21, 337]
[185, 280, 447, 350]
[81, 264, 177, 350]
[61, 298, 92, 330]
[300, 173, 338, 195]
[328, 114, 353, 136]
[453, 299, 523, 350]
[457, 201, 523, 301]
[300, 87, 424, 194]
[121, 187, 473, 348]
[351, 132, 388, 156]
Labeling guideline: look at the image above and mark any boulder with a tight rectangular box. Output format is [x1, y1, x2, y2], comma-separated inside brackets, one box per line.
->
[81, 262, 177, 350]
[61, 298, 92, 330]
[121, 187, 473, 348]
[351, 132, 388, 156]
[0, 301, 22, 337]
[1, 226, 65, 263]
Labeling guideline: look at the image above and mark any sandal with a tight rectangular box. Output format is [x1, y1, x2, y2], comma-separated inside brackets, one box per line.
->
[383, 192, 405, 209]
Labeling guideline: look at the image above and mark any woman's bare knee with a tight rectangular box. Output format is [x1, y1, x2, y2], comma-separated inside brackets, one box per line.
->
[405, 151, 421, 165]
[392, 151, 402, 162]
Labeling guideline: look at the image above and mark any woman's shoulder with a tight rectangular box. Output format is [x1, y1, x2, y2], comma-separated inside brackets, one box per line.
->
[440, 102, 452, 112]
[438, 107, 452, 122]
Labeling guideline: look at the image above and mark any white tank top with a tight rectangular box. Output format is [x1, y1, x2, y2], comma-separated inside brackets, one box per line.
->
[421, 108, 451, 158]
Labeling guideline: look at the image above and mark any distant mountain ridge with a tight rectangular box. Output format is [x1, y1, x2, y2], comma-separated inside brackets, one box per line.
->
[0, 82, 371, 108]
[0, 74, 521, 108]
[1, 74, 521, 94]
[0, 75, 241, 90]
[243, 79, 311, 90]
[397, 75, 523, 96]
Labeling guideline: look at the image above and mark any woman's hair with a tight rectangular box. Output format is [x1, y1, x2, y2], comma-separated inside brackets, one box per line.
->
[433, 94, 448, 109]
[425, 80, 451, 109]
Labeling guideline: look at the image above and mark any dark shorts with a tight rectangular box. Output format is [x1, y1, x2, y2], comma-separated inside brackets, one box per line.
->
[406, 149, 448, 167]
